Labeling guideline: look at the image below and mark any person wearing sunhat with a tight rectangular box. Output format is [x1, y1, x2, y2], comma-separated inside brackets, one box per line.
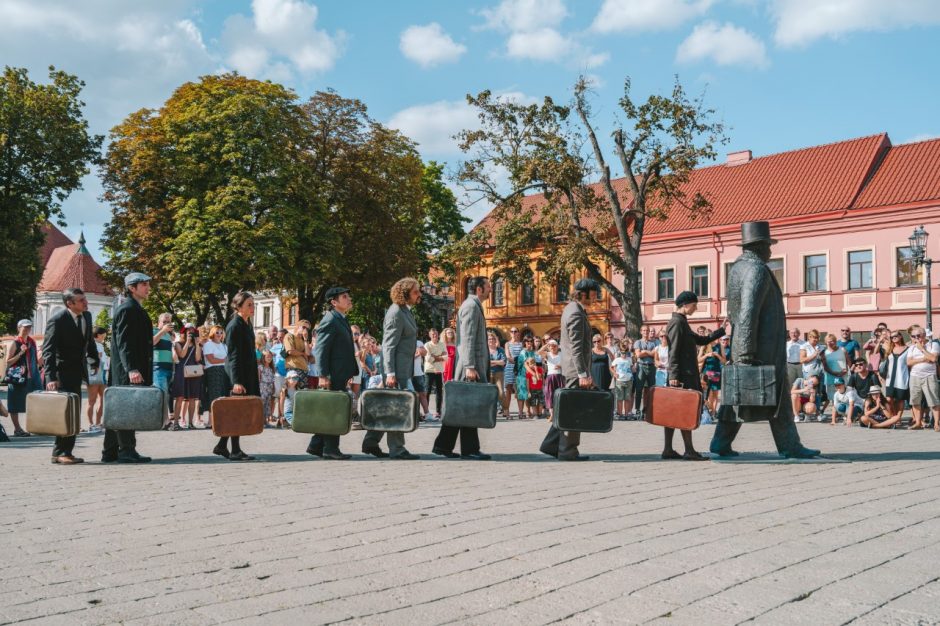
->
[711, 221, 820, 458]
[102, 272, 154, 463]
[860, 386, 900, 428]
[4, 319, 43, 437]
[307, 286, 356, 460]
[663, 290, 727, 460]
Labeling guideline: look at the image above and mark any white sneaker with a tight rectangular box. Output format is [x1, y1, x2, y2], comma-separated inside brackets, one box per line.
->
[427, 414, 441, 422]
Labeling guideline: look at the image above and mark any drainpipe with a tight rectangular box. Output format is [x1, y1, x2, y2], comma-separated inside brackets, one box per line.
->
[711, 231, 723, 325]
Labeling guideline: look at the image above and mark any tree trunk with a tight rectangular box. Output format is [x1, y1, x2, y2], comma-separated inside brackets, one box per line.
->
[297, 285, 326, 325]
[621, 247, 643, 337]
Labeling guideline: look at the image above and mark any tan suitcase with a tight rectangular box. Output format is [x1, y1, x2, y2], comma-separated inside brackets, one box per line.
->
[211, 396, 264, 437]
[644, 386, 703, 430]
[26, 391, 81, 436]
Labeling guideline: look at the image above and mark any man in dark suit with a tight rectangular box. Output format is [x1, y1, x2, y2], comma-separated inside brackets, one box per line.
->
[433, 275, 492, 460]
[103, 272, 154, 463]
[42, 288, 99, 464]
[540, 278, 597, 461]
[307, 287, 355, 460]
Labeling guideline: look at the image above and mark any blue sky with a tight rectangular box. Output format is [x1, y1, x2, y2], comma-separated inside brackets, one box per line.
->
[2, 0, 939, 262]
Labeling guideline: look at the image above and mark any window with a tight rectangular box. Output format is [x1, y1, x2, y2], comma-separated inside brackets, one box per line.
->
[288, 304, 297, 326]
[690, 265, 709, 298]
[657, 268, 675, 301]
[554, 276, 570, 303]
[635, 271, 643, 303]
[262, 306, 271, 328]
[803, 254, 827, 292]
[847, 250, 873, 290]
[520, 282, 536, 305]
[896, 246, 924, 287]
[767, 257, 784, 289]
[491, 277, 505, 306]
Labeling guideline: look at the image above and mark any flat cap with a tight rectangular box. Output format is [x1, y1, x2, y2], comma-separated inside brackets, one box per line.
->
[124, 272, 151, 287]
[16, 319, 33, 328]
[325, 286, 350, 301]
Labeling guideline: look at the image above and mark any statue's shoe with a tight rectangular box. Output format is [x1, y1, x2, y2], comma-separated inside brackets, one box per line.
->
[780, 446, 821, 459]
[709, 444, 740, 457]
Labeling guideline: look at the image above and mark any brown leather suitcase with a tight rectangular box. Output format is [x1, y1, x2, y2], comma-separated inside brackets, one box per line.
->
[211, 396, 264, 437]
[644, 386, 703, 430]
[26, 391, 81, 436]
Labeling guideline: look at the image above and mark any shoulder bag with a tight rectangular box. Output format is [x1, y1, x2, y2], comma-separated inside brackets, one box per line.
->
[183, 346, 204, 379]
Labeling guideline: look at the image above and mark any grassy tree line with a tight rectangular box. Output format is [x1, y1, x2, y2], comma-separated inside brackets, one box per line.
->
[100, 74, 468, 330]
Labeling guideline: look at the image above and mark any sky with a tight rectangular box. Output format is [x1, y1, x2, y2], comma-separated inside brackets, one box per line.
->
[2, 0, 940, 263]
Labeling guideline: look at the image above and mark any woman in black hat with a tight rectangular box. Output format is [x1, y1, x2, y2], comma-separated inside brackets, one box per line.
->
[663, 291, 726, 460]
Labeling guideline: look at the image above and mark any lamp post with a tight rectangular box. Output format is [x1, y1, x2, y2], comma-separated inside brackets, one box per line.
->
[909, 225, 934, 334]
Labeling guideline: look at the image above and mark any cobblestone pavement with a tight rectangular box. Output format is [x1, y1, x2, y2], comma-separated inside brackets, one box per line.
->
[2, 416, 940, 625]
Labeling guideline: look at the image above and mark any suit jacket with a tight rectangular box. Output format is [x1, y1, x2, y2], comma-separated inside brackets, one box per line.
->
[314, 309, 357, 384]
[110, 296, 153, 386]
[721, 250, 790, 422]
[42, 308, 98, 390]
[225, 315, 260, 396]
[382, 303, 417, 381]
[666, 312, 724, 392]
[454, 295, 489, 382]
[560, 300, 591, 380]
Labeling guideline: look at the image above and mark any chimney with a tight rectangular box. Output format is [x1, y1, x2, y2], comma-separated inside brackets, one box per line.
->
[726, 150, 752, 166]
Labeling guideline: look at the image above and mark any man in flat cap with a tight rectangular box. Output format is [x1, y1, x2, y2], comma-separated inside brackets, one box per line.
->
[711, 222, 820, 458]
[307, 287, 355, 460]
[102, 272, 154, 463]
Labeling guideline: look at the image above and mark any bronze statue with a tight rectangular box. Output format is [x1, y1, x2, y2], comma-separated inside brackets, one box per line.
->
[710, 221, 820, 458]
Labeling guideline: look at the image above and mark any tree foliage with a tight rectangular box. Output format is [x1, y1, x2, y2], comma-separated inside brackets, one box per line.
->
[442, 76, 726, 336]
[0, 66, 102, 332]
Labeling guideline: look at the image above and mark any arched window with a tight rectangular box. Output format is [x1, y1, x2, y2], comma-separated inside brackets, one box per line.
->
[491, 276, 506, 307]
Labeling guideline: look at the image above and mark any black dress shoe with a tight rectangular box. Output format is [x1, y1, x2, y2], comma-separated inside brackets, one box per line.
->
[432, 447, 460, 458]
[558, 455, 590, 461]
[229, 451, 257, 461]
[306, 446, 323, 457]
[390, 452, 420, 460]
[101, 455, 118, 463]
[322, 451, 352, 460]
[213, 445, 230, 458]
[362, 446, 390, 458]
[539, 446, 559, 459]
[117, 452, 152, 463]
[460, 452, 492, 460]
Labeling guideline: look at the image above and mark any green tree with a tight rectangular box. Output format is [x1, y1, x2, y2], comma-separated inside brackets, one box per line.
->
[101, 73, 314, 324]
[0, 66, 102, 332]
[443, 76, 726, 336]
[94, 307, 112, 331]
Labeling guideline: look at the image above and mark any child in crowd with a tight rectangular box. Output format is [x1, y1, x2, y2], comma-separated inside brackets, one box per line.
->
[524, 357, 545, 419]
[259, 350, 276, 426]
[790, 374, 819, 422]
[278, 370, 300, 428]
[860, 386, 900, 429]
[831, 378, 861, 426]
[611, 345, 635, 420]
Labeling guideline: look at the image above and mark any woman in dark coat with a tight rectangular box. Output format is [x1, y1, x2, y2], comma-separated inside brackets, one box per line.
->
[664, 291, 725, 460]
[214, 291, 259, 461]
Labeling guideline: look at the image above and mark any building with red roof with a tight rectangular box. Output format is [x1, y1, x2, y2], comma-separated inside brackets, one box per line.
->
[461, 133, 940, 342]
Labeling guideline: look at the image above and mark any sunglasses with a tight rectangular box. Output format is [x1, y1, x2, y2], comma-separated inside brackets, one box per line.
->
[592, 339, 601, 343]
[841, 329, 850, 332]
[912, 334, 924, 339]
[891, 334, 902, 339]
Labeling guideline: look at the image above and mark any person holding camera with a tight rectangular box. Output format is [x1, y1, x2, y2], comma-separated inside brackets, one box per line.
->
[171, 323, 204, 429]
[152, 313, 176, 416]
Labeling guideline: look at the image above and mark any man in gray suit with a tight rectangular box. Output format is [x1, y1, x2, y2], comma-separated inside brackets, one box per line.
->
[433, 276, 492, 460]
[540, 278, 598, 461]
[362, 277, 421, 460]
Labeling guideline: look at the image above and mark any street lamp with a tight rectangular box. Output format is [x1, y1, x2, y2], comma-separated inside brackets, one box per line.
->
[909, 225, 934, 333]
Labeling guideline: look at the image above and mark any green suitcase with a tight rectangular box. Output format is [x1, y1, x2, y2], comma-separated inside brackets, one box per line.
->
[290, 389, 352, 436]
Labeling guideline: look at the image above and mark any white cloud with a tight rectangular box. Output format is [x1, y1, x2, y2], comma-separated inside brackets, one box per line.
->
[480, 0, 568, 31]
[676, 21, 769, 68]
[506, 27, 568, 61]
[903, 133, 940, 144]
[772, 0, 940, 47]
[400, 23, 467, 68]
[591, 0, 715, 33]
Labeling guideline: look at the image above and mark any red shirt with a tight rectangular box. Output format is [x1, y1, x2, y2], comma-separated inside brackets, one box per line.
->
[526, 370, 543, 391]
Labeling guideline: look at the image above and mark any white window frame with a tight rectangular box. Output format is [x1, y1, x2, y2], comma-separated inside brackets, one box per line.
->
[843, 246, 875, 291]
[687, 262, 710, 298]
[654, 265, 677, 302]
[800, 250, 830, 293]
[891, 243, 924, 288]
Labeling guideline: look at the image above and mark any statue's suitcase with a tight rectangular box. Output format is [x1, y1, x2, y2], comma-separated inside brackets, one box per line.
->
[103, 386, 166, 431]
[441, 381, 499, 428]
[291, 390, 352, 436]
[359, 388, 419, 433]
[552, 388, 614, 433]
[644, 386, 703, 430]
[26, 391, 81, 436]
[721, 364, 777, 407]
[211, 396, 264, 436]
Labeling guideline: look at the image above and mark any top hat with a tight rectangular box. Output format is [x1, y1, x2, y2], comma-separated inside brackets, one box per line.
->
[740, 221, 777, 246]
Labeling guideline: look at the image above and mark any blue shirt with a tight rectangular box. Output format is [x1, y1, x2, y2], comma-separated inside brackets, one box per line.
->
[271, 344, 287, 376]
[838, 339, 861, 359]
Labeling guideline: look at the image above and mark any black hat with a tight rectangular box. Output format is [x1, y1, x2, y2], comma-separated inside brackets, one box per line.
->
[740, 221, 777, 246]
[324, 286, 350, 302]
[675, 290, 698, 307]
[573, 278, 600, 294]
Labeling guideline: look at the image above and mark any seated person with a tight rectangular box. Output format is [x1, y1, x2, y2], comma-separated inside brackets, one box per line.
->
[831, 378, 862, 426]
[790, 375, 819, 422]
[860, 386, 900, 429]
[847, 358, 880, 397]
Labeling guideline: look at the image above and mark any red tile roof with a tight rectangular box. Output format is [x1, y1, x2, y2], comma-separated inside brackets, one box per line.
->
[37, 235, 113, 296]
[471, 132, 940, 239]
[40, 222, 73, 266]
[852, 137, 940, 209]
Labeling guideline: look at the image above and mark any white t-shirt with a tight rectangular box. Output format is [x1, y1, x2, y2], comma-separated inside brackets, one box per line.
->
[908, 341, 939, 378]
[413, 340, 425, 376]
[612, 356, 634, 383]
[833, 387, 861, 408]
[786, 339, 805, 363]
[96, 341, 110, 372]
[203, 340, 227, 368]
[546, 352, 562, 375]
[655, 345, 669, 370]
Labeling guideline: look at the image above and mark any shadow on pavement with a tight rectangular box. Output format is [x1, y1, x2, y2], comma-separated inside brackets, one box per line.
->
[824, 451, 940, 462]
